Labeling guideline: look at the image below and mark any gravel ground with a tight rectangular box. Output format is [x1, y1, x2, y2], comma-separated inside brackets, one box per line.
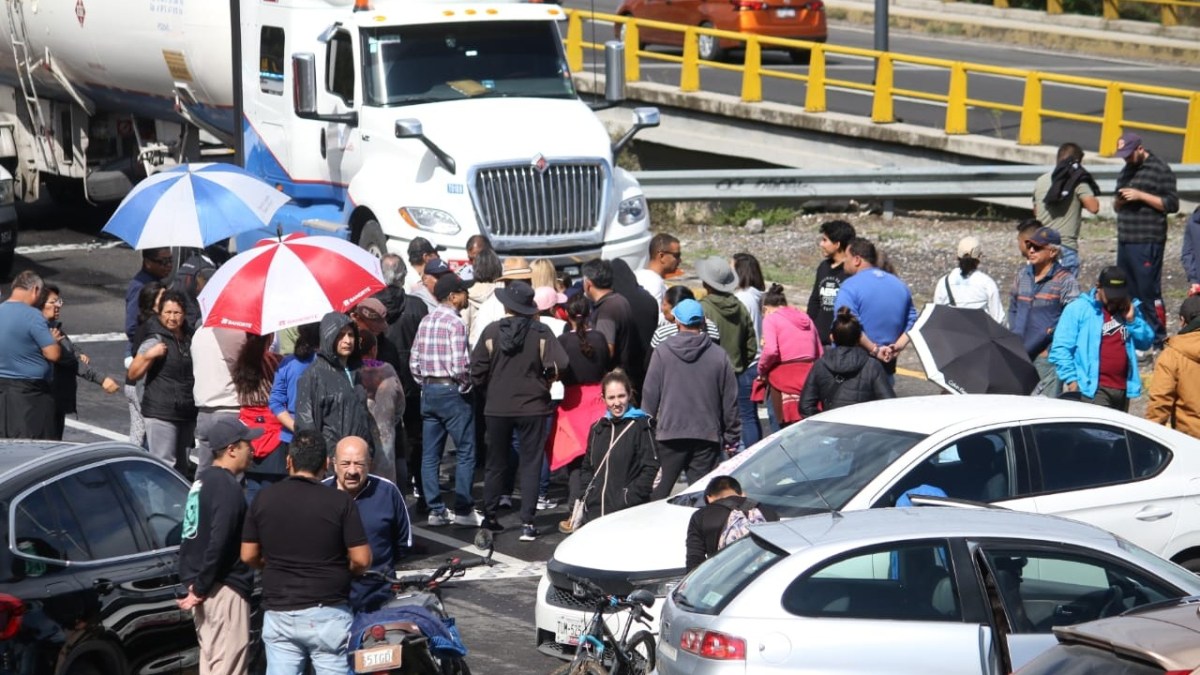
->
[663, 206, 1195, 416]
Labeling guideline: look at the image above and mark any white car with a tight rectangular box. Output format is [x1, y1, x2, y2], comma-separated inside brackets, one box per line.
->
[535, 395, 1200, 658]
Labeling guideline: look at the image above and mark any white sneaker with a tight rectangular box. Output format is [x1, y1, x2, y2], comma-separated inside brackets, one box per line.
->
[427, 509, 452, 527]
[498, 495, 514, 509]
[454, 511, 484, 527]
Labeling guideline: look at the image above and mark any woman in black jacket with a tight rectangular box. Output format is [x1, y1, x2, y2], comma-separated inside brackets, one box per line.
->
[36, 284, 121, 439]
[127, 290, 196, 474]
[800, 308, 896, 417]
[575, 370, 659, 528]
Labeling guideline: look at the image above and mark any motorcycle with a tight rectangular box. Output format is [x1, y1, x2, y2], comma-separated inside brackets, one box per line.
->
[348, 531, 495, 675]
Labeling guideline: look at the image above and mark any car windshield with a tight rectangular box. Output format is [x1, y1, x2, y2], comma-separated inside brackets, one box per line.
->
[724, 421, 925, 517]
[362, 21, 577, 107]
[672, 534, 786, 615]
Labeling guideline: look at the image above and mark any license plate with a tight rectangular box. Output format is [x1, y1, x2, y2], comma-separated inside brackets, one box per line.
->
[353, 644, 403, 673]
[555, 617, 587, 645]
[660, 640, 678, 662]
[776, 7, 796, 17]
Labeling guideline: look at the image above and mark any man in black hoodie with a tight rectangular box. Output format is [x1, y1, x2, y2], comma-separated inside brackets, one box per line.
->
[685, 475, 778, 570]
[177, 418, 259, 675]
[643, 299, 739, 500]
[295, 312, 378, 457]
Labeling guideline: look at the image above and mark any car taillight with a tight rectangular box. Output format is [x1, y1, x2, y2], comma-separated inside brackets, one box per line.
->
[804, 0, 825, 9]
[680, 628, 747, 660]
[735, 0, 769, 10]
[0, 594, 26, 641]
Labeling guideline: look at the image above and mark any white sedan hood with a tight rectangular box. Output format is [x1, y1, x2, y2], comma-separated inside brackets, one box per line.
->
[553, 499, 696, 573]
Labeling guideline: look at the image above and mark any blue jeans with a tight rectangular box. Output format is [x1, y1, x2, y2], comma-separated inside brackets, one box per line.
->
[421, 383, 477, 515]
[736, 364, 762, 450]
[1118, 241, 1166, 346]
[263, 604, 351, 675]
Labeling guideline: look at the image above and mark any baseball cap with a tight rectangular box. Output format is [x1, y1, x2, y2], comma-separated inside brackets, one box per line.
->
[353, 298, 388, 332]
[208, 418, 263, 456]
[1114, 132, 1143, 159]
[534, 286, 567, 311]
[956, 236, 983, 259]
[423, 258, 452, 276]
[1180, 295, 1200, 324]
[1098, 266, 1131, 300]
[672, 299, 705, 327]
[434, 274, 469, 301]
[1028, 226, 1061, 248]
[407, 237, 445, 259]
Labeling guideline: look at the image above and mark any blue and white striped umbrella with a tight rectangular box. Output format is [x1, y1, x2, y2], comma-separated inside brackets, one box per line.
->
[102, 163, 291, 249]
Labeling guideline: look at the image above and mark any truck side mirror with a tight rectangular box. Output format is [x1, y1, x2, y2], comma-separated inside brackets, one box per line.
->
[292, 53, 319, 117]
[395, 119, 457, 175]
[611, 106, 660, 157]
[604, 41, 625, 104]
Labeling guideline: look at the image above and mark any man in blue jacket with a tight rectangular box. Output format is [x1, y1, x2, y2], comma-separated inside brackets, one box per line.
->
[1049, 266, 1154, 411]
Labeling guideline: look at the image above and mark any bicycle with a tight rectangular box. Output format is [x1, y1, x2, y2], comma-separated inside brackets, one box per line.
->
[548, 575, 657, 675]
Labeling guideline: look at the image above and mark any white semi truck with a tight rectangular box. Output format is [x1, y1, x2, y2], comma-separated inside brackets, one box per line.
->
[0, 0, 659, 268]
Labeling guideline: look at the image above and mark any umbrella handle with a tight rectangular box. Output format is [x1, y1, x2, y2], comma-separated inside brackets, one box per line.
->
[276, 224, 284, 242]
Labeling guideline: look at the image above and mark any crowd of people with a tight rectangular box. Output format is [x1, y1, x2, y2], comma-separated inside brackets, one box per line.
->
[0, 131, 1198, 675]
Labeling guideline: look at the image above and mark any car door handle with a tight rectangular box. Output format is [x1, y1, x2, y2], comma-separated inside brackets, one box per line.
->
[1136, 507, 1173, 521]
[93, 578, 115, 594]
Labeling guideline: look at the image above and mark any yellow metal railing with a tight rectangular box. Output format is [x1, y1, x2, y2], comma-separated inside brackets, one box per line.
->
[959, 0, 1200, 28]
[565, 10, 1200, 162]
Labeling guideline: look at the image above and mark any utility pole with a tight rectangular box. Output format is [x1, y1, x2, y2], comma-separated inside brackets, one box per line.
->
[230, 0, 244, 167]
[874, 0, 889, 53]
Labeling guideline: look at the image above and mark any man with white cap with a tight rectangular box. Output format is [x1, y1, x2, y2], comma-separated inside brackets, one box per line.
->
[1114, 131, 1179, 352]
[932, 236, 1005, 325]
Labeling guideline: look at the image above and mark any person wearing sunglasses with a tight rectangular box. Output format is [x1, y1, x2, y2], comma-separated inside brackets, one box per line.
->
[125, 247, 174, 362]
[1008, 226, 1081, 398]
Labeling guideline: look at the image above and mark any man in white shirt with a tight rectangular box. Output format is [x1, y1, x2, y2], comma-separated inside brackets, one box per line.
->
[634, 233, 681, 324]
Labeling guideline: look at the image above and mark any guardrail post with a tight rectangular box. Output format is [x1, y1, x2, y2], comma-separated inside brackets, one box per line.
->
[681, 28, 700, 92]
[871, 54, 895, 123]
[1099, 82, 1124, 157]
[1018, 72, 1043, 146]
[1047, 0, 1063, 14]
[742, 39, 763, 102]
[1183, 93, 1200, 163]
[1160, 3, 1178, 25]
[624, 21, 641, 82]
[945, 63, 968, 135]
[994, 0, 1009, 8]
[566, 11, 584, 73]
[804, 46, 827, 112]
[1102, 0, 1119, 20]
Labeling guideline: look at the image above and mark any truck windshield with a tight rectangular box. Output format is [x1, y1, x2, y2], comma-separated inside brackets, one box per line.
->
[362, 21, 576, 106]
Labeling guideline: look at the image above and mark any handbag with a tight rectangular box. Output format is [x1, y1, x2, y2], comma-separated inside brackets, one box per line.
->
[569, 419, 636, 529]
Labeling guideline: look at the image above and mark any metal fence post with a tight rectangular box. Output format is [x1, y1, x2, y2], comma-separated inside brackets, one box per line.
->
[946, 63, 968, 134]
[1102, 0, 1120, 19]
[805, 46, 827, 112]
[994, 0, 1010, 8]
[872, 53, 895, 123]
[624, 21, 641, 82]
[742, 39, 763, 102]
[1018, 72, 1043, 146]
[1099, 83, 1124, 156]
[566, 12, 584, 73]
[1047, 0, 1063, 14]
[1161, 3, 1178, 25]
[681, 28, 700, 92]
[1183, 93, 1200, 163]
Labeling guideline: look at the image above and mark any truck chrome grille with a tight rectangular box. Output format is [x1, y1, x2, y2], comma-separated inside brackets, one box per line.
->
[472, 163, 605, 239]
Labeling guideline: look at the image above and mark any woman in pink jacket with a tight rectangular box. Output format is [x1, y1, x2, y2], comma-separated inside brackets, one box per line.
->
[758, 284, 823, 432]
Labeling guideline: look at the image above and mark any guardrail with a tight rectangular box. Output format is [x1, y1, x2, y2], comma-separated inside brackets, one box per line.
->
[564, 10, 1200, 163]
[948, 0, 1200, 27]
[632, 164, 1200, 200]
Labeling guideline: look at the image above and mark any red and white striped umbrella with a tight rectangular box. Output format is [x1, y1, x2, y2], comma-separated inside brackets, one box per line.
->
[197, 233, 385, 335]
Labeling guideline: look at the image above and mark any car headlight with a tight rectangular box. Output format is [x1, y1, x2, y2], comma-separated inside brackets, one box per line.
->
[398, 207, 460, 235]
[617, 195, 647, 226]
[631, 574, 683, 597]
[0, 179, 13, 206]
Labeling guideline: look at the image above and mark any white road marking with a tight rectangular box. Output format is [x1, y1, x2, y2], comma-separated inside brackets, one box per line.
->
[72, 332, 127, 343]
[15, 241, 125, 255]
[64, 418, 129, 442]
[408, 525, 547, 581]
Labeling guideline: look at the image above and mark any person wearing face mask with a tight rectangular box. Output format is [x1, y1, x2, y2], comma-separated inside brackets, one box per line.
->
[295, 312, 379, 457]
[1049, 266, 1154, 411]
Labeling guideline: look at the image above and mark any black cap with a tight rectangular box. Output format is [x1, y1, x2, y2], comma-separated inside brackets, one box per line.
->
[423, 258, 452, 276]
[1180, 295, 1200, 323]
[208, 418, 263, 456]
[407, 237, 445, 259]
[1098, 266, 1130, 300]
[435, 274, 469, 301]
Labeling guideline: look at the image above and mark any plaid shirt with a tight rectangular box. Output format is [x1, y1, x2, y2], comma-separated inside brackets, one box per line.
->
[1116, 153, 1179, 243]
[410, 305, 471, 392]
[1009, 262, 1081, 357]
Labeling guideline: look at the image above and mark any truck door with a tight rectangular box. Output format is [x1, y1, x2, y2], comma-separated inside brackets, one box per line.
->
[323, 28, 363, 186]
[247, 24, 293, 188]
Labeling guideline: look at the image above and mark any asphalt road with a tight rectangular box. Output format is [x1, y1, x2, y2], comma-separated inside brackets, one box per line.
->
[567, 1, 1199, 163]
[9, 200, 942, 675]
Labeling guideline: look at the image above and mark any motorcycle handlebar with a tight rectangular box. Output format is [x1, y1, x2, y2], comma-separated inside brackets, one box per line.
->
[368, 553, 495, 589]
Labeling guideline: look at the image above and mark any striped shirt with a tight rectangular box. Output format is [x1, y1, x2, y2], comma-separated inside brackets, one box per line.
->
[410, 305, 471, 392]
[1116, 153, 1179, 244]
[650, 318, 721, 349]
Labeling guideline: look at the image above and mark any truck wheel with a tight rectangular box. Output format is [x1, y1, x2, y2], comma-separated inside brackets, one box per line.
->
[356, 220, 387, 259]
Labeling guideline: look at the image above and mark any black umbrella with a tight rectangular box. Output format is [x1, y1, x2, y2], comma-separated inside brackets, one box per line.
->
[908, 304, 1039, 395]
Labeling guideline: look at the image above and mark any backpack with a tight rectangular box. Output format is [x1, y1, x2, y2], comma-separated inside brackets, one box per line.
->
[717, 501, 767, 550]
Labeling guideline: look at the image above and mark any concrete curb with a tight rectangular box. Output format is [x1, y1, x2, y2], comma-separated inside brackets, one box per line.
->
[825, 0, 1200, 66]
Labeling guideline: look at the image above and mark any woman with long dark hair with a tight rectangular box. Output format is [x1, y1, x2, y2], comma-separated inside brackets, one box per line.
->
[267, 321, 321, 491]
[234, 332, 284, 501]
[758, 284, 822, 431]
[932, 236, 1006, 324]
[800, 308, 895, 417]
[36, 284, 120, 439]
[732, 252, 766, 449]
[127, 290, 196, 474]
[125, 281, 165, 446]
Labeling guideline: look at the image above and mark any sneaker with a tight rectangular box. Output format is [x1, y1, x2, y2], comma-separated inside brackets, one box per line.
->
[557, 520, 574, 534]
[481, 516, 505, 532]
[536, 496, 558, 510]
[427, 509, 452, 527]
[498, 495, 514, 510]
[519, 524, 538, 542]
[454, 511, 484, 527]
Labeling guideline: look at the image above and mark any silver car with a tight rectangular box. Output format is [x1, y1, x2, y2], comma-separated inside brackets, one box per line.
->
[656, 507, 1200, 675]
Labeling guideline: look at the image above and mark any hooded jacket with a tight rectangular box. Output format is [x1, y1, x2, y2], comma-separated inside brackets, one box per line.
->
[799, 346, 895, 418]
[578, 408, 659, 521]
[469, 315, 570, 417]
[140, 317, 197, 423]
[1146, 318, 1200, 438]
[374, 285, 427, 398]
[1048, 289, 1154, 399]
[641, 331, 739, 446]
[295, 312, 378, 455]
[700, 291, 758, 374]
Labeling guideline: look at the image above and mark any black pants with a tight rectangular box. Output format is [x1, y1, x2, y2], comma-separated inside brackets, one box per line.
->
[0, 378, 56, 440]
[652, 438, 720, 500]
[483, 415, 547, 525]
[402, 392, 423, 503]
[1118, 241, 1166, 346]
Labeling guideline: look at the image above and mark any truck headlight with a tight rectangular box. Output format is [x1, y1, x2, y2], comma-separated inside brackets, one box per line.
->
[0, 180, 13, 206]
[617, 195, 647, 226]
[398, 207, 460, 235]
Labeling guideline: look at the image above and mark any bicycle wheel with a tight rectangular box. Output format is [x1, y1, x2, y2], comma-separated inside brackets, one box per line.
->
[619, 631, 656, 675]
[548, 658, 608, 675]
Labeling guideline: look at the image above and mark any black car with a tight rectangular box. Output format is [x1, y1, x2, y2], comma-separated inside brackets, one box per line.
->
[0, 441, 196, 675]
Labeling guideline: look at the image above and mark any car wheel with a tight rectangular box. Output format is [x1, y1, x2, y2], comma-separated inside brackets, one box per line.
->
[697, 22, 724, 62]
[1178, 556, 1200, 574]
[356, 220, 387, 259]
[788, 48, 812, 64]
[65, 660, 104, 675]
